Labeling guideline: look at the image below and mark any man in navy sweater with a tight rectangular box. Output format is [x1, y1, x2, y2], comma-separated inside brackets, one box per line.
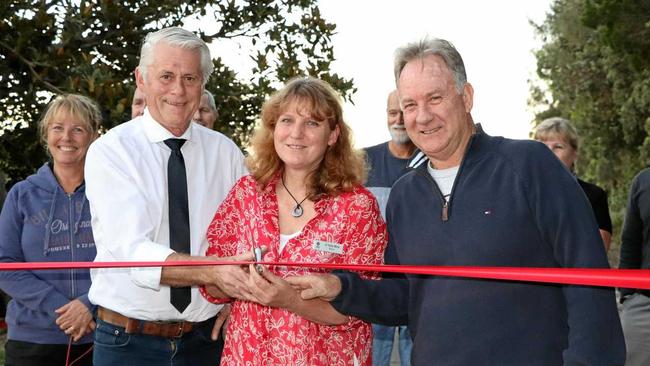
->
[288, 38, 625, 365]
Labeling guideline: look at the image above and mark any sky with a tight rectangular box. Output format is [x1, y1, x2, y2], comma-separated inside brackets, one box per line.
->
[317, 0, 553, 148]
[206, 1, 554, 148]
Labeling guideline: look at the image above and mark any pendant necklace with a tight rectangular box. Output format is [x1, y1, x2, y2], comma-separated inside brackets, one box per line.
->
[281, 175, 308, 218]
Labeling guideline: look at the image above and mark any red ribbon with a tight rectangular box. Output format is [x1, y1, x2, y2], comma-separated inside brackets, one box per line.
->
[0, 260, 648, 289]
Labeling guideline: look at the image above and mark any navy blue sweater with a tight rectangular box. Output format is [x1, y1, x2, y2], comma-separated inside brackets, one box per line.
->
[332, 129, 625, 365]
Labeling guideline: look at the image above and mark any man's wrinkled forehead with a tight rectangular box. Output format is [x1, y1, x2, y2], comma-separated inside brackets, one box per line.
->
[397, 56, 454, 97]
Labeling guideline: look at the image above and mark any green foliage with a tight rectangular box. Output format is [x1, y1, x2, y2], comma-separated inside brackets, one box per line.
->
[531, 0, 650, 262]
[0, 0, 355, 188]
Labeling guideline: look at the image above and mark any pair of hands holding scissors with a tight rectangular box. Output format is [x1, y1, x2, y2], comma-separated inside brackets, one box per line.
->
[207, 246, 302, 311]
[206, 245, 348, 334]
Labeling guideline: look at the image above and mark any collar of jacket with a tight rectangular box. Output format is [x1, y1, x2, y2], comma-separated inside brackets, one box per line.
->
[412, 123, 488, 174]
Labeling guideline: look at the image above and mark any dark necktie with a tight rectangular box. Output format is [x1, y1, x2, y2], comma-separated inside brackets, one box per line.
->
[164, 138, 191, 313]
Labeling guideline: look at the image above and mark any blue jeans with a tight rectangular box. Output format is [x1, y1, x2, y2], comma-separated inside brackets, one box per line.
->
[93, 317, 224, 366]
[372, 324, 412, 366]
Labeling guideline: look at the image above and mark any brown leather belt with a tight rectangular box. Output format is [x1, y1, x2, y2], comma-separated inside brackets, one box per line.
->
[97, 306, 198, 338]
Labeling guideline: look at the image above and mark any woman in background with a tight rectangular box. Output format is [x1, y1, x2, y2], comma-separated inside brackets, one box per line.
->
[534, 117, 613, 250]
[202, 77, 386, 365]
[0, 94, 101, 365]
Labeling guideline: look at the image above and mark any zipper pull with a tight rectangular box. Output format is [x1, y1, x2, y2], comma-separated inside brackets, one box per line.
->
[442, 200, 449, 222]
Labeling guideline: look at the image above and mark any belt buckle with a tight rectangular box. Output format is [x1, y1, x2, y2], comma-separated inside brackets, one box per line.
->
[173, 322, 185, 338]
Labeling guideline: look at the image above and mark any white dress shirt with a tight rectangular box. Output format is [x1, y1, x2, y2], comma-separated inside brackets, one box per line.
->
[85, 109, 246, 321]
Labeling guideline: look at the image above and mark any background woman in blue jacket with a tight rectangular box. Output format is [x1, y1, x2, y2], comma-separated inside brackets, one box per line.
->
[0, 94, 101, 365]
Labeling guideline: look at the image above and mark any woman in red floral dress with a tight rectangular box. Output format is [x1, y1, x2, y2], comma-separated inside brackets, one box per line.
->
[201, 77, 387, 366]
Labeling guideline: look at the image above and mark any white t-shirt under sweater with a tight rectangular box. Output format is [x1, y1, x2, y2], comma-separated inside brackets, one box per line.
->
[427, 163, 459, 203]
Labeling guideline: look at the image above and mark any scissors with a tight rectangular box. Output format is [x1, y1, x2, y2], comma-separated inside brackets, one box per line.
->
[253, 246, 263, 274]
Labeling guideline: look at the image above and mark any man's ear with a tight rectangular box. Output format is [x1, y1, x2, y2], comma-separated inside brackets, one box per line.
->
[135, 67, 145, 90]
[462, 83, 474, 113]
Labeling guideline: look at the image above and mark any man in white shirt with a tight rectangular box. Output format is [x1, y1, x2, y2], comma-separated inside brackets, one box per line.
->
[85, 27, 249, 365]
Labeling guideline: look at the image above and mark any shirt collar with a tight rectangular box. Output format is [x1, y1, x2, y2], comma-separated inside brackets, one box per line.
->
[141, 107, 194, 144]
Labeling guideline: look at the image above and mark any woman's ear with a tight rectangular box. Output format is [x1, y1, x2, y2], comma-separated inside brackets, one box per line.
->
[328, 124, 340, 147]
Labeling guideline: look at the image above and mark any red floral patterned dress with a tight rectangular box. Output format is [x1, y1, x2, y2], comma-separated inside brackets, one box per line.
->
[201, 174, 387, 366]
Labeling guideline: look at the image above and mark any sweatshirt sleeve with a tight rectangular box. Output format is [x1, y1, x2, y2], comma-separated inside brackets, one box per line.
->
[0, 187, 70, 313]
[331, 244, 409, 326]
[520, 143, 625, 365]
[77, 293, 95, 313]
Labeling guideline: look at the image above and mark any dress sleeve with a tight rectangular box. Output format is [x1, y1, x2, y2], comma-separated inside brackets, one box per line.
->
[200, 177, 248, 303]
[331, 196, 409, 326]
[339, 189, 387, 280]
[204, 177, 248, 258]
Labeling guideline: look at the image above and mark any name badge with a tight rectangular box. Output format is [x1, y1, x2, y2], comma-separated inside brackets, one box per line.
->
[312, 240, 344, 255]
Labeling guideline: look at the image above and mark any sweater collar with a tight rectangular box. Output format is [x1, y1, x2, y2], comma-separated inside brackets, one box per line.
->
[414, 123, 488, 173]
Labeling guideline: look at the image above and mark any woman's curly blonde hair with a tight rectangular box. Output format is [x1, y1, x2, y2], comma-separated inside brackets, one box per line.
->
[246, 77, 366, 199]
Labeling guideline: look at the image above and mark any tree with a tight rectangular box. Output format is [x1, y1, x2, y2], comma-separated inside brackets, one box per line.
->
[0, 0, 355, 188]
[531, 0, 650, 262]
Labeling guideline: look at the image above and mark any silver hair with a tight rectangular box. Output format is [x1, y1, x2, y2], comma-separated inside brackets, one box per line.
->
[533, 117, 580, 151]
[203, 90, 217, 112]
[394, 38, 467, 94]
[138, 27, 213, 85]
